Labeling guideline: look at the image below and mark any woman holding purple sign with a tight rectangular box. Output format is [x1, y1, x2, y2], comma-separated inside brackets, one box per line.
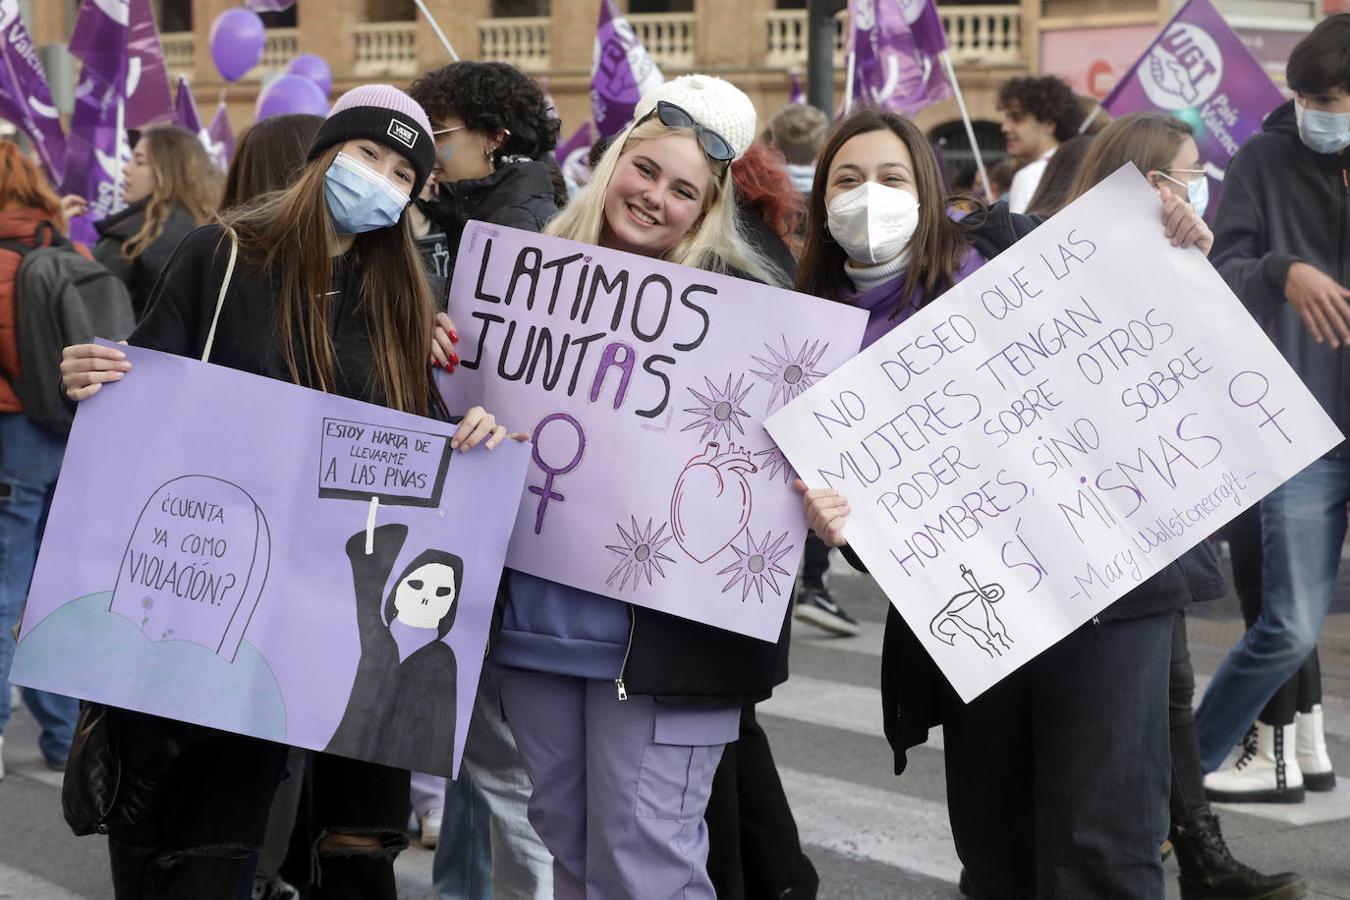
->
[489, 75, 789, 899]
[59, 85, 512, 900]
[793, 107, 1228, 899]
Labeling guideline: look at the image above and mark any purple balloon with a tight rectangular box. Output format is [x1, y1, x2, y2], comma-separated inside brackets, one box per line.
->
[209, 8, 266, 83]
[285, 54, 333, 96]
[255, 74, 330, 122]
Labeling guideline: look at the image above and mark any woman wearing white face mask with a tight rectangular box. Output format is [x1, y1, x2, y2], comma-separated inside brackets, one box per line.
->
[58, 85, 512, 900]
[793, 108, 1218, 899]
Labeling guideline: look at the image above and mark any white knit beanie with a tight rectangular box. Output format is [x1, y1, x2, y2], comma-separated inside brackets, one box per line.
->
[633, 75, 758, 160]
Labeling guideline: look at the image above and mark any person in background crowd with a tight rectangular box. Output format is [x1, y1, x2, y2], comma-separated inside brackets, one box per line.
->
[1197, 12, 1350, 802]
[997, 75, 1084, 214]
[795, 106, 1216, 898]
[986, 157, 1016, 203]
[1068, 112, 1306, 900]
[767, 102, 830, 197]
[59, 85, 511, 900]
[1024, 133, 1096, 217]
[408, 59, 559, 900]
[704, 142, 818, 900]
[0, 142, 124, 782]
[493, 74, 784, 899]
[220, 114, 323, 211]
[213, 111, 325, 900]
[86, 125, 222, 319]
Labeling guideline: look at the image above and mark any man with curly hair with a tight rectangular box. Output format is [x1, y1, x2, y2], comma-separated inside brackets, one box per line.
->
[996, 75, 1084, 213]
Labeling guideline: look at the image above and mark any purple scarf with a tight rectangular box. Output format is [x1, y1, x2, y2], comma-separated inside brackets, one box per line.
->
[846, 247, 986, 350]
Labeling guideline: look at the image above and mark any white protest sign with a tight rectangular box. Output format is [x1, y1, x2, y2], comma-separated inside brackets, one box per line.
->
[764, 165, 1342, 701]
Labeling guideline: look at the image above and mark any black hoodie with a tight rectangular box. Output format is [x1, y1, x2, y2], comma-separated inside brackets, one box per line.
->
[1211, 99, 1350, 453]
[418, 160, 560, 268]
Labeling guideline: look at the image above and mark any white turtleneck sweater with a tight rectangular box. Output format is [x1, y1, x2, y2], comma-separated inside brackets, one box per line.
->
[844, 251, 909, 294]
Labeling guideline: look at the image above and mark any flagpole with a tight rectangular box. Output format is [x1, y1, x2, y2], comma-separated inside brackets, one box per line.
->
[413, 0, 460, 62]
[114, 95, 127, 208]
[844, 51, 857, 114]
[1079, 102, 1104, 134]
[939, 49, 991, 202]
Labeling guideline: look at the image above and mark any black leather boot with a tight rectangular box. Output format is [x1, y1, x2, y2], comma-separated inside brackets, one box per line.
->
[1171, 812, 1307, 900]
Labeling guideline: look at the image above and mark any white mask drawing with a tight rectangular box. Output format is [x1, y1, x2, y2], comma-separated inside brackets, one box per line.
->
[393, 562, 458, 630]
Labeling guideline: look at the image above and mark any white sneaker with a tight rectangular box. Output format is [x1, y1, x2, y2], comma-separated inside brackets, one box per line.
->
[1296, 705, 1336, 792]
[420, 808, 442, 849]
[1205, 721, 1305, 804]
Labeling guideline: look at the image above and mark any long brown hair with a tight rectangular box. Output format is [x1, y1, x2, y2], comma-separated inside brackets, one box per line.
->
[1025, 133, 1096, 217]
[220, 114, 323, 212]
[220, 146, 435, 416]
[0, 140, 64, 227]
[796, 109, 975, 313]
[1067, 113, 1193, 202]
[124, 125, 222, 259]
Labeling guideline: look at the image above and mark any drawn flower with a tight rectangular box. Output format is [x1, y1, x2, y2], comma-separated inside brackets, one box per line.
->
[141, 596, 154, 626]
[754, 445, 796, 484]
[717, 530, 795, 603]
[749, 337, 828, 413]
[682, 374, 754, 443]
[606, 517, 677, 591]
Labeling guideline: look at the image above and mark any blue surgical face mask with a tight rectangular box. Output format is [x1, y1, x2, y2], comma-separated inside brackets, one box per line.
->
[1296, 102, 1350, 155]
[324, 151, 410, 235]
[1158, 171, 1210, 219]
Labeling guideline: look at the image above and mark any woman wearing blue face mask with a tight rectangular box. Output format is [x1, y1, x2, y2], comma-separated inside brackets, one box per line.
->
[58, 85, 512, 900]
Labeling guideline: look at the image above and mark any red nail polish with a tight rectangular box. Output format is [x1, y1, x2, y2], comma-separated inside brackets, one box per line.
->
[449, 353, 459, 365]
[450, 330, 460, 343]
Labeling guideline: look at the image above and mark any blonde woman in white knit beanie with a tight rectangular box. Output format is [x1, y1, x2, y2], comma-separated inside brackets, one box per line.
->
[494, 75, 792, 900]
[545, 74, 782, 286]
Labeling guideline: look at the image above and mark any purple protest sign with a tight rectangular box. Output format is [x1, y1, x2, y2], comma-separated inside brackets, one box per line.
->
[439, 223, 868, 641]
[555, 120, 595, 189]
[0, 0, 67, 184]
[125, 0, 172, 127]
[61, 0, 131, 248]
[1101, 0, 1285, 219]
[849, 0, 951, 115]
[591, 0, 663, 138]
[11, 344, 529, 777]
[208, 101, 235, 169]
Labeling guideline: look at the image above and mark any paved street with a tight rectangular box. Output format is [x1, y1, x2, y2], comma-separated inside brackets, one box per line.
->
[2, 549, 1349, 899]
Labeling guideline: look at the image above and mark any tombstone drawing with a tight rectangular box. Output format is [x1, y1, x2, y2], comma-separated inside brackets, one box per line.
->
[930, 564, 1011, 658]
[109, 475, 271, 662]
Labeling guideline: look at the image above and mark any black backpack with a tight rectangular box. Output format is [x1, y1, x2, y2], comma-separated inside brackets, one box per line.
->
[0, 222, 135, 436]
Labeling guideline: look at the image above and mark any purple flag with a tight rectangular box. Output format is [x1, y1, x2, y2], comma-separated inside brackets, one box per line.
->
[849, 0, 951, 115]
[555, 120, 595, 188]
[125, 0, 172, 127]
[788, 72, 806, 106]
[61, 0, 132, 248]
[208, 101, 235, 170]
[1101, 0, 1286, 220]
[173, 77, 228, 172]
[0, 1, 67, 184]
[590, 0, 663, 138]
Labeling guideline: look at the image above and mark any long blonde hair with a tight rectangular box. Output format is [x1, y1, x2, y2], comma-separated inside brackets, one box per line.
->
[124, 126, 221, 260]
[220, 146, 436, 417]
[547, 119, 782, 286]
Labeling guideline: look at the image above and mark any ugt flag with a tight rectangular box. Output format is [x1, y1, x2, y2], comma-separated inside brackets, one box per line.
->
[173, 76, 227, 172]
[61, 0, 132, 248]
[1101, 0, 1285, 218]
[591, 0, 663, 138]
[0, 0, 67, 184]
[849, 0, 951, 114]
[125, 0, 173, 127]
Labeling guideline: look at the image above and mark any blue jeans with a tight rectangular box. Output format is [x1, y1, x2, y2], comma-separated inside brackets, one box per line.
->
[0, 413, 79, 764]
[1195, 456, 1350, 772]
[432, 769, 493, 900]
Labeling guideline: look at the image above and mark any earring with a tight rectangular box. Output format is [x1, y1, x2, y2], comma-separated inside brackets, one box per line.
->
[487, 147, 495, 175]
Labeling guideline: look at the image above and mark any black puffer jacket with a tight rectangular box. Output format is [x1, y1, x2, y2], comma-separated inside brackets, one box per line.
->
[1211, 100, 1350, 455]
[419, 160, 559, 268]
[93, 199, 198, 321]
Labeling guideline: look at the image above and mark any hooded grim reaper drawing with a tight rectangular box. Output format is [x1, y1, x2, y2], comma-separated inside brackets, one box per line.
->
[325, 524, 462, 773]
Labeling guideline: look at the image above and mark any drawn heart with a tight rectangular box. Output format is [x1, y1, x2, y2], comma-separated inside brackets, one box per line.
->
[670, 442, 758, 563]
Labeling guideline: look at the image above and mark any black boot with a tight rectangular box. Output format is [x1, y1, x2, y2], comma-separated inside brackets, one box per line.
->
[1171, 812, 1307, 900]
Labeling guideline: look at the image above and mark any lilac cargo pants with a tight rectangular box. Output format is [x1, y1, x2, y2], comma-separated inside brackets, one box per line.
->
[496, 667, 740, 900]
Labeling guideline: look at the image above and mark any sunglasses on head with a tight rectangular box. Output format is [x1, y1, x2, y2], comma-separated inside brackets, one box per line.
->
[639, 100, 735, 172]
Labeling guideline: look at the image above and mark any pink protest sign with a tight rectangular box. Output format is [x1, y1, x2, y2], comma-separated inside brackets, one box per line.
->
[440, 223, 867, 641]
[12, 346, 530, 777]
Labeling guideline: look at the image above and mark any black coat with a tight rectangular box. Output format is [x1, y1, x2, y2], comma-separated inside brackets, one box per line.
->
[326, 525, 458, 774]
[1211, 100, 1350, 455]
[419, 160, 560, 268]
[93, 199, 198, 321]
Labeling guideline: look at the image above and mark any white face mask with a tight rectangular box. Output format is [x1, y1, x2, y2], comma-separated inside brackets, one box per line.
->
[1295, 102, 1350, 155]
[826, 182, 920, 266]
[1157, 171, 1210, 219]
